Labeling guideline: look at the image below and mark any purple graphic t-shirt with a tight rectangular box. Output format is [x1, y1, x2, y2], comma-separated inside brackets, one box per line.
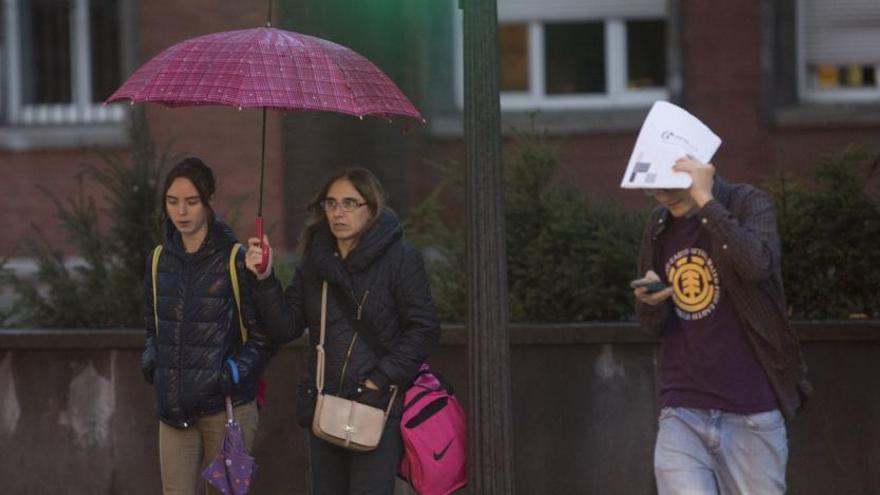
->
[657, 215, 777, 413]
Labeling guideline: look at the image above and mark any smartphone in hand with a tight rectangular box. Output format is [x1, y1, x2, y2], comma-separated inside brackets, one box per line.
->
[630, 278, 668, 294]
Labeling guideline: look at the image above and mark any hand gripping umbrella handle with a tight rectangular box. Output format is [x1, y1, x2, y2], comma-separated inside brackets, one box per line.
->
[255, 216, 269, 274]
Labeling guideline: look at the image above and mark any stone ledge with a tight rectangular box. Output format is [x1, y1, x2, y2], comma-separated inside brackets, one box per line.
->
[772, 104, 880, 128]
[2, 321, 876, 349]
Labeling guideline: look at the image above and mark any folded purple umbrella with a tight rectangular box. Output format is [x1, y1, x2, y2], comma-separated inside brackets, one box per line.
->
[202, 397, 256, 495]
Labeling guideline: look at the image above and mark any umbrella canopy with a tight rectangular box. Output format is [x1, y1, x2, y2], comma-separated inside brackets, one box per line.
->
[106, 26, 422, 120]
[202, 397, 256, 495]
[107, 25, 422, 272]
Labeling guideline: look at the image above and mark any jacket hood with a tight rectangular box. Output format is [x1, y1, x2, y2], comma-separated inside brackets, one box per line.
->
[163, 218, 237, 261]
[308, 208, 402, 287]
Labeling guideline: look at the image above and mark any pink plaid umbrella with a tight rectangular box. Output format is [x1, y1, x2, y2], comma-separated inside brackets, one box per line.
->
[107, 26, 422, 270]
[107, 27, 422, 118]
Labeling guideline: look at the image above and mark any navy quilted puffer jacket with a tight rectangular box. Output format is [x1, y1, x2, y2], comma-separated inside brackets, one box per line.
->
[142, 219, 275, 428]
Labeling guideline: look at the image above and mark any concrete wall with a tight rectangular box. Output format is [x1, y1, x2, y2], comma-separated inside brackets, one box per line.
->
[1, 322, 878, 494]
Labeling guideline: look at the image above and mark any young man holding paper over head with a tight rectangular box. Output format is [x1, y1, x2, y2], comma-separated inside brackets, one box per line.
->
[631, 153, 812, 495]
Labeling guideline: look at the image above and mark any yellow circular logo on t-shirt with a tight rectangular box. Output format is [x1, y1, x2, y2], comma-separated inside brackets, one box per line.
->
[665, 248, 720, 320]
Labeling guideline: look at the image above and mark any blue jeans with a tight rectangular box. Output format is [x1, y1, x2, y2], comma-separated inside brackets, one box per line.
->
[654, 407, 788, 495]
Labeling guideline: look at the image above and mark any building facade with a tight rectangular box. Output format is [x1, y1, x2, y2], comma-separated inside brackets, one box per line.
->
[1, 0, 878, 257]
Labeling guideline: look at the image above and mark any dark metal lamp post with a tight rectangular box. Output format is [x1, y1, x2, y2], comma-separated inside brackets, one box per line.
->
[461, 0, 515, 492]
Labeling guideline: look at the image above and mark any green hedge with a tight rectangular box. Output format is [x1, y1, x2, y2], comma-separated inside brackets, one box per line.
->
[6, 110, 172, 328]
[764, 147, 880, 319]
[4, 123, 877, 327]
[404, 131, 645, 323]
[407, 135, 880, 323]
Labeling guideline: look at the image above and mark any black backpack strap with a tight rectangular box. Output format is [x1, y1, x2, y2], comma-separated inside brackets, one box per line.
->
[403, 387, 436, 412]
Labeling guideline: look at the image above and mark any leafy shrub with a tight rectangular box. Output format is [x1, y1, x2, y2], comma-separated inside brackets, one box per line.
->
[6, 110, 175, 328]
[405, 130, 645, 323]
[402, 161, 467, 323]
[764, 147, 880, 319]
[0, 258, 14, 326]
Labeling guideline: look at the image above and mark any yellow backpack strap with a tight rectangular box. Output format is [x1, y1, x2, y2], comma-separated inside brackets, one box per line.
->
[151, 245, 163, 335]
[229, 243, 248, 343]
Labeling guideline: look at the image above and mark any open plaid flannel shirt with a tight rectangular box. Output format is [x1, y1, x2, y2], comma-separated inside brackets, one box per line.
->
[636, 177, 813, 420]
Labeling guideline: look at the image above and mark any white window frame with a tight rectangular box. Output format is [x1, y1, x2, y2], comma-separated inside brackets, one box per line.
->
[452, 8, 669, 111]
[1, 0, 126, 126]
[796, 0, 880, 104]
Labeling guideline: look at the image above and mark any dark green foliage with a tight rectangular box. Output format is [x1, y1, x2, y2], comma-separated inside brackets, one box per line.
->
[405, 130, 645, 323]
[408, 136, 880, 323]
[271, 250, 301, 289]
[764, 147, 880, 319]
[503, 132, 644, 321]
[0, 258, 14, 326]
[8, 110, 176, 328]
[402, 161, 466, 323]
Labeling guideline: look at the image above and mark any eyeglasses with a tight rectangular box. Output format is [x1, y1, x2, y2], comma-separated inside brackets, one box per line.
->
[319, 198, 367, 212]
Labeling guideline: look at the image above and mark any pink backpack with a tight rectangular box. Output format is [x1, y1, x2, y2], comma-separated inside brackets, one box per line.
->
[399, 364, 467, 495]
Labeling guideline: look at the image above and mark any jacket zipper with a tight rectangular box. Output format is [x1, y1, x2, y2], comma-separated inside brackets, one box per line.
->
[353, 290, 369, 320]
[337, 332, 358, 395]
[179, 255, 189, 427]
[336, 289, 370, 394]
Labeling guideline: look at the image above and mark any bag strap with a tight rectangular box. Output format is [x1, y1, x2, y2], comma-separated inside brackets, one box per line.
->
[151, 245, 163, 334]
[403, 369, 455, 412]
[224, 396, 235, 424]
[151, 243, 247, 344]
[316, 281, 329, 393]
[228, 243, 247, 343]
[403, 387, 437, 412]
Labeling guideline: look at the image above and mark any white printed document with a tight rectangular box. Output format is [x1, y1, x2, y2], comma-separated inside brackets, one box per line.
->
[620, 101, 722, 190]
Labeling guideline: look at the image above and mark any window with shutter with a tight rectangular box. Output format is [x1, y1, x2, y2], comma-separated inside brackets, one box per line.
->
[798, 0, 880, 102]
[1, 0, 130, 128]
[453, 0, 671, 111]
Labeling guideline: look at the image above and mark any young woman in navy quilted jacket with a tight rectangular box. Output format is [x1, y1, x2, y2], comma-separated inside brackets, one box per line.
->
[142, 157, 275, 494]
[245, 167, 440, 494]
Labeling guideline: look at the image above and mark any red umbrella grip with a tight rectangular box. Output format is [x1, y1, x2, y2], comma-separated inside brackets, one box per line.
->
[255, 216, 270, 274]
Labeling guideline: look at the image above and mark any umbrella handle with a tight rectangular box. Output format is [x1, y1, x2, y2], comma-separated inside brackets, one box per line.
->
[225, 396, 235, 423]
[255, 216, 269, 274]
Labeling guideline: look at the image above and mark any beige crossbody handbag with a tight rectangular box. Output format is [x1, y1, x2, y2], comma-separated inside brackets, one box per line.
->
[312, 281, 398, 451]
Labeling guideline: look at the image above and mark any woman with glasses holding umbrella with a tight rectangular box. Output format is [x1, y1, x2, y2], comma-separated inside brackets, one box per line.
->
[245, 167, 440, 494]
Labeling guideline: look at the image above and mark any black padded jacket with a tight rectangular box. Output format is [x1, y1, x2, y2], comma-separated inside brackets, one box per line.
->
[252, 208, 440, 425]
[142, 219, 275, 428]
